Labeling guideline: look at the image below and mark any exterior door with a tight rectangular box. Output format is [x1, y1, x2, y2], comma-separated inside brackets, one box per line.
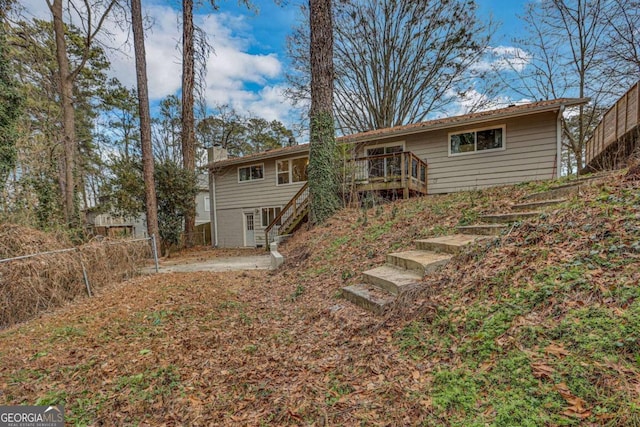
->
[244, 213, 255, 247]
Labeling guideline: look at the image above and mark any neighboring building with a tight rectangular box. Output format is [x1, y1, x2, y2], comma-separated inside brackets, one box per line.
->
[208, 98, 588, 248]
[195, 172, 211, 226]
[85, 209, 147, 238]
[86, 173, 212, 241]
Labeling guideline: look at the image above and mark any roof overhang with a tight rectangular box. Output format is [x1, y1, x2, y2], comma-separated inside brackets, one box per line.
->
[338, 98, 589, 144]
[208, 144, 310, 169]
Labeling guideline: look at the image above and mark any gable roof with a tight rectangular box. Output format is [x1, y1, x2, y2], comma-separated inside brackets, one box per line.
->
[209, 97, 588, 169]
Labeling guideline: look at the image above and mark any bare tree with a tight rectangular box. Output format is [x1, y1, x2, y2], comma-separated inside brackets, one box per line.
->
[308, 0, 339, 224]
[130, 0, 159, 240]
[604, 0, 640, 79]
[288, 0, 494, 134]
[46, 0, 118, 226]
[508, 0, 639, 173]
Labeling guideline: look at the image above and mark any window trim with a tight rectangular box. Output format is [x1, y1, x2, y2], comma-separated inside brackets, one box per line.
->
[237, 163, 265, 183]
[448, 124, 506, 157]
[363, 140, 406, 156]
[275, 155, 309, 186]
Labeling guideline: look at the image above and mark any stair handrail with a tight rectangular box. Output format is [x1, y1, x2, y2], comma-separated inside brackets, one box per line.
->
[265, 182, 309, 245]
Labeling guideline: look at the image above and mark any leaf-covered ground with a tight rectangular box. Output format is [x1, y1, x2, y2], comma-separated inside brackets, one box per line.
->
[1, 171, 639, 426]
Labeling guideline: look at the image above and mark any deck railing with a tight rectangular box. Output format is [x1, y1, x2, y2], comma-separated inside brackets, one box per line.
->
[585, 80, 640, 168]
[265, 182, 309, 246]
[349, 151, 427, 197]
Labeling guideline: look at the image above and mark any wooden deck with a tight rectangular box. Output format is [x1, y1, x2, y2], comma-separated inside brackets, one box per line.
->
[349, 151, 428, 199]
[585, 81, 640, 171]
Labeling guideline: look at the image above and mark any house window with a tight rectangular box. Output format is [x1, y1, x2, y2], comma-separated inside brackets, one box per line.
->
[366, 143, 404, 179]
[204, 196, 210, 212]
[238, 164, 264, 182]
[449, 125, 505, 156]
[262, 207, 282, 227]
[276, 157, 308, 185]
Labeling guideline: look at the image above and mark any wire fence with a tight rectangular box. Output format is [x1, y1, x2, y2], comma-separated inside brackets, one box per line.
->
[0, 235, 159, 328]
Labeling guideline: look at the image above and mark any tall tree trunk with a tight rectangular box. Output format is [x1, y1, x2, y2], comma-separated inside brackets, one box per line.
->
[181, 0, 196, 247]
[49, 0, 77, 226]
[131, 0, 159, 240]
[308, 0, 339, 224]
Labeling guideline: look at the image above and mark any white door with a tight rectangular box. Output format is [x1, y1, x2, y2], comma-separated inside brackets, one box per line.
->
[244, 213, 255, 247]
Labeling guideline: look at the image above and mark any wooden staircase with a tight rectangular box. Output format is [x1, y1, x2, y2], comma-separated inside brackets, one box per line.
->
[265, 183, 309, 246]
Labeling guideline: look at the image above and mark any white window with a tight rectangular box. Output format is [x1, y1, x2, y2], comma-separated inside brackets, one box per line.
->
[276, 157, 308, 185]
[449, 125, 505, 156]
[366, 143, 404, 179]
[238, 164, 264, 182]
[204, 196, 210, 212]
[262, 207, 282, 227]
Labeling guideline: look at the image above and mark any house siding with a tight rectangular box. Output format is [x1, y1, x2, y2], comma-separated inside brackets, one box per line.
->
[356, 111, 558, 194]
[216, 208, 245, 248]
[213, 156, 307, 247]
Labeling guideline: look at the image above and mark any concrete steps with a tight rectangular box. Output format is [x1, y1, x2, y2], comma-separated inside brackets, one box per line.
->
[343, 174, 584, 314]
[342, 235, 487, 314]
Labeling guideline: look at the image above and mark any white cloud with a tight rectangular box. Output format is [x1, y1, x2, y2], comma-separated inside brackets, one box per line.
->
[449, 88, 532, 116]
[474, 45, 532, 73]
[18, 1, 298, 128]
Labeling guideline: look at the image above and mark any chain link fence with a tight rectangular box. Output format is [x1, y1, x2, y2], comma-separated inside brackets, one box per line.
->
[0, 235, 159, 328]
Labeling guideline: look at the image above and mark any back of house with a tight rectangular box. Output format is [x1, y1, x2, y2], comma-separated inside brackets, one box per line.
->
[208, 98, 587, 248]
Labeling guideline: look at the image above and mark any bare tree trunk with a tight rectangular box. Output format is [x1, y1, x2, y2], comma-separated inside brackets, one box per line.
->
[131, 0, 159, 240]
[182, 0, 196, 247]
[308, 0, 339, 224]
[49, 0, 76, 226]
[309, 0, 333, 117]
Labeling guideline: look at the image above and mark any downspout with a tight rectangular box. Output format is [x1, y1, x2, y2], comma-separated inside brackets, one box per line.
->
[556, 105, 565, 178]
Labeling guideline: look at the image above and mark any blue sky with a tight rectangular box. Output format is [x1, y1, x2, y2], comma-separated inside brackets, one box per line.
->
[22, 0, 534, 133]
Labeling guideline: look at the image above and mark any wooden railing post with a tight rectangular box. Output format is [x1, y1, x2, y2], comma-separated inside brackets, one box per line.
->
[401, 152, 408, 199]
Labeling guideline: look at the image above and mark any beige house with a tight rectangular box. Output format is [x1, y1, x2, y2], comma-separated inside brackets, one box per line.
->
[208, 98, 587, 248]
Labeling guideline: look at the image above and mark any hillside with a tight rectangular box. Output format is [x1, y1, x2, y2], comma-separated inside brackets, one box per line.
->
[1, 170, 639, 425]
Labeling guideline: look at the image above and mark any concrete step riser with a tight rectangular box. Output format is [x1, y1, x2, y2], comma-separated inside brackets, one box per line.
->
[415, 240, 462, 254]
[362, 272, 401, 295]
[415, 235, 492, 254]
[457, 225, 506, 236]
[342, 285, 390, 315]
[479, 212, 540, 224]
[511, 199, 566, 212]
[524, 186, 579, 202]
[386, 255, 449, 274]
